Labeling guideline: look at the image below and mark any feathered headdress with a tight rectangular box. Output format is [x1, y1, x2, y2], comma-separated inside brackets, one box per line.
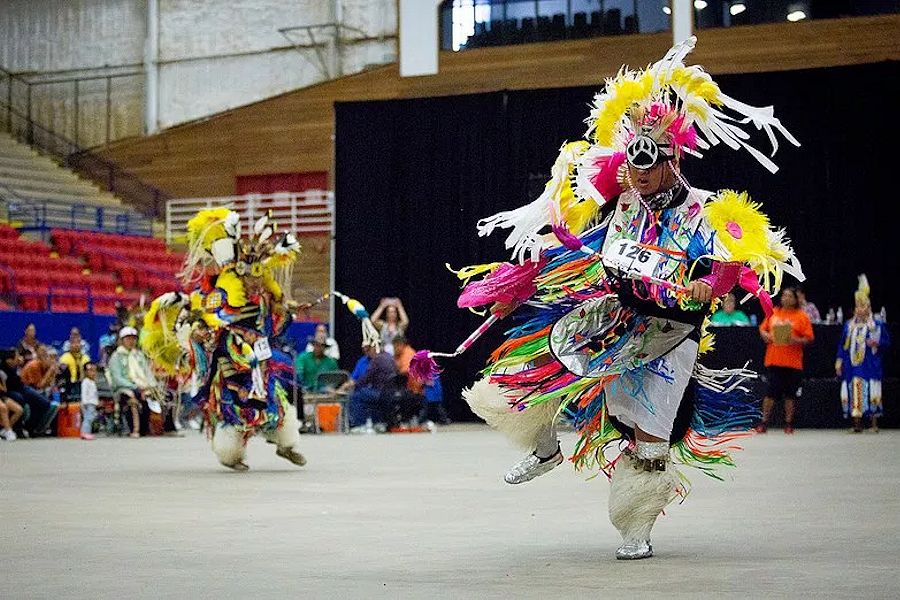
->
[179, 208, 301, 298]
[478, 36, 800, 264]
[855, 274, 871, 307]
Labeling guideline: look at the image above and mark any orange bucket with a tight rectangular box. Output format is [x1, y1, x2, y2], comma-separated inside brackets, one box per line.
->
[316, 403, 342, 432]
[56, 403, 82, 437]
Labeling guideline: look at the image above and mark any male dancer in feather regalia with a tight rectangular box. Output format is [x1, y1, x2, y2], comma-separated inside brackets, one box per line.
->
[413, 37, 804, 559]
[142, 209, 306, 471]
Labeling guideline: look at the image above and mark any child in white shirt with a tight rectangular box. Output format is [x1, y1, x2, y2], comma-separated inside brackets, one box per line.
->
[80, 363, 99, 441]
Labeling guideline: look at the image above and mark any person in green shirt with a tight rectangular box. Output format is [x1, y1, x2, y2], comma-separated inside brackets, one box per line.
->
[709, 292, 751, 326]
[296, 335, 339, 391]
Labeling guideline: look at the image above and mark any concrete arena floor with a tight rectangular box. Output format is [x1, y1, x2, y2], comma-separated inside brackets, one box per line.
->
[2, 426, 899, 599]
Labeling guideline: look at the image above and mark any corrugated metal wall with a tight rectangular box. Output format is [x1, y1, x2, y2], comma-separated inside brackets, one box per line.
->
[0, 0, 397, 144]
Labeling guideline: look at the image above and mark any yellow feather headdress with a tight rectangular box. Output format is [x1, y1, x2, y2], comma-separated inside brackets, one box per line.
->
[475, 36, 800, 265]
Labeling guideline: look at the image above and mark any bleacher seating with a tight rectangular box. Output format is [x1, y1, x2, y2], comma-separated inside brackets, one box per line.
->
[0, 132, 123, 209]
[0, 224, 184, 314]
[460, 11, 634, 49]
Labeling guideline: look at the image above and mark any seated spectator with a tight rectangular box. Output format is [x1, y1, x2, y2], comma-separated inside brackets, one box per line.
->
[345, 341, 398, 432]
[709, 292, 751, 326]
[107, 327, 159, 438]
[20, 345, 60, 394]
[304, 323, 340, 361]
[393, 336, 450, 426]
[420, 375, 450, 426]
[797, 286, 821, 324]
[80, 363, 100, 441]
[392, 336, 425, 425]
[17, 323, 41, 363]
[371, 297, 409, 355]
[297, 332, 340, 392]
[59, 341, 90, 397]
[1, 369, 24, 441]
[62, 327, 91, 360]
[0, 348, 58, 436]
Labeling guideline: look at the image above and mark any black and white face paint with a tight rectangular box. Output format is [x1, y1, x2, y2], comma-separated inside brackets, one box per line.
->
[626, 135, 660, 170]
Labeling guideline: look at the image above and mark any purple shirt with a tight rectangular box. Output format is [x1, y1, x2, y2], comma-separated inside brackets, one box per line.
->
[802, 302, 821, 324]
[357, 351, 397, 391]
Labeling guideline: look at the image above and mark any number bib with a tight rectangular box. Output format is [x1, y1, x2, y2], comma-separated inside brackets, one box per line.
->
[602, 239, 662, 279]
[253, 337, 273, 361]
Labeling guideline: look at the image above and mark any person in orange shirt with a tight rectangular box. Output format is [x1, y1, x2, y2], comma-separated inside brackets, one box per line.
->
[394, 336, 423, 396]
[757, 287, 814, 433]
[20, 345, 59, 393]
[392, 336, 424, 427]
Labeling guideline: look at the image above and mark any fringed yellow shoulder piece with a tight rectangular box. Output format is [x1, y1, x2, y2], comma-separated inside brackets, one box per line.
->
[140, 296, 186, 376]
[557, 141, 599, 234]
[704, 190, 798, 292]
[263, 270, 283, 300]
[215, 269, 247, 307]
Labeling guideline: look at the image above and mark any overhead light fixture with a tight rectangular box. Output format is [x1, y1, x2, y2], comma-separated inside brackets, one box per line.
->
[694, 0, 708, 9]
[786, 9, 807, 22]
[730, 2, 746, 15]
[663, 5, 671, 15]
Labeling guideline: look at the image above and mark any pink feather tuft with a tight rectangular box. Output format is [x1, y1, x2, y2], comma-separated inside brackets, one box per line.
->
[457, 258, 545, 308]
[410, 350, 441, 384]
[667, 113, 698, 152]
[588, 152, 626, 203]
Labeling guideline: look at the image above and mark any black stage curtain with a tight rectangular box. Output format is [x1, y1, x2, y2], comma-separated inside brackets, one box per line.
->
[334, 61, 898, 421]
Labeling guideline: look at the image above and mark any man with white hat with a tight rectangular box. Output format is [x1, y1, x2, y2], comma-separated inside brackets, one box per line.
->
[108, 326, 161, 438]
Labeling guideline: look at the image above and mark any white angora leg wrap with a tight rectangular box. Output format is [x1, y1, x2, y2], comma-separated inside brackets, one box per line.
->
[274, 403, 302, 451]
[212, 425, 247, 467]
[463, 378, 560, 452]
[608, 441, 679, 544]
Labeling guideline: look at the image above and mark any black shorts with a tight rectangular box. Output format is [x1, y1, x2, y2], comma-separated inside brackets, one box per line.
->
[766, 366, 802, 400]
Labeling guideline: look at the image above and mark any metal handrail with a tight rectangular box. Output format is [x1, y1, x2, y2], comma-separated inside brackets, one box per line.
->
[1, 65, 169, 218]
[166, 190, 334, 244]
[2, 195, 153, 236]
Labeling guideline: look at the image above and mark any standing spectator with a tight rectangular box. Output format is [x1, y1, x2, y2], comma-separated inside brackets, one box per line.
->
[836, 276, 890, 433]
[371, 297, 409, 355]
[80, 363, 100, 440]
[108, 327, 159, 438]
[0, 348, 58, 436]
[796, 287, 821, 324]
[757, 287, 814, 434]
[20, 345, 60, 393]
[62, 327, 92, 360]
[1, 369, 25, 441]
[709, 293, 751, 326]
[296, 332, 339, 392]
[303, 323, 340, 361]
[345, 341, 398, 432]
[16, 323, 41, 363]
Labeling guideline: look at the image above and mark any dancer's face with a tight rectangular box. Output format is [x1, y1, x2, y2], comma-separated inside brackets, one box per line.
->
[628, 159, 679, 196]
[855, 300, 871, 320]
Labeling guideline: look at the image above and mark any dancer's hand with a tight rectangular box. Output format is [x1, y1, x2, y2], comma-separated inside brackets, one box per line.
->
[687, 280, 712, 303]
